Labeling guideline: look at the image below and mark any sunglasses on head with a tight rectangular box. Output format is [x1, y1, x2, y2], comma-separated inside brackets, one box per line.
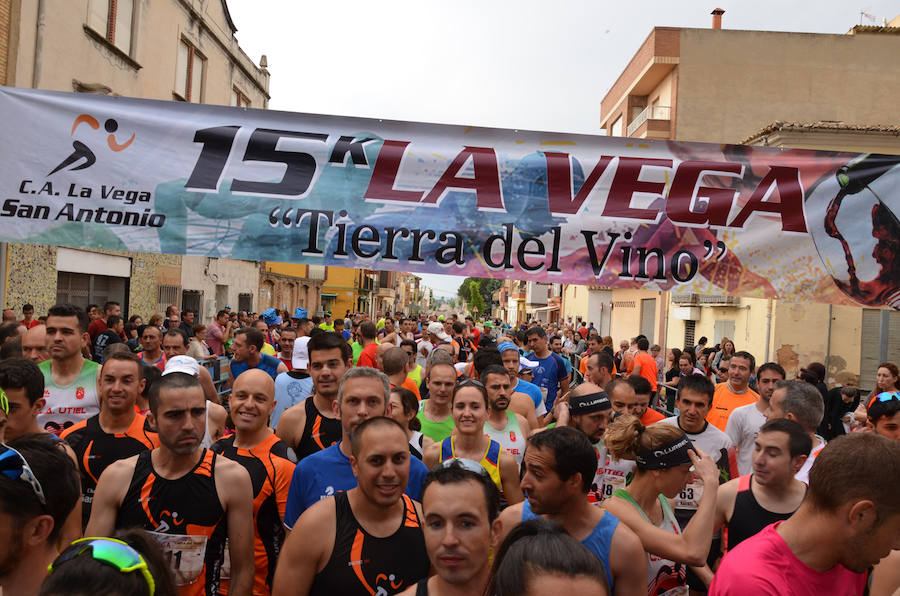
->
[0, 443, 46, 506]
[437, 457, 490, 478]
[49, 537, 155, 596]
[868, 391, 900, 409]
[456, 378, 484, 388]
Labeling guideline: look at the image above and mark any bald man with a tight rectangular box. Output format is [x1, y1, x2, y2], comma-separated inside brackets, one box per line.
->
[211, 369, 297, 595]
[22, 324, 49, 364]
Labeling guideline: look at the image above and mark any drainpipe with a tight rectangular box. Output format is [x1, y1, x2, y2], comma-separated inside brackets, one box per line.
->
[764, 299, 773, 363]
[32, 0, 47, 89]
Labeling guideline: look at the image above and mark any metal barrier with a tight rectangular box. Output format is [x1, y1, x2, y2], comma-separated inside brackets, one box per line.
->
[203, 356, 231, 402]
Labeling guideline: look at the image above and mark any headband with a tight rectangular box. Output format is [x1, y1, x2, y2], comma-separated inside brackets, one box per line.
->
[635, 432, 694, 470]
[570, 391, 611, 414]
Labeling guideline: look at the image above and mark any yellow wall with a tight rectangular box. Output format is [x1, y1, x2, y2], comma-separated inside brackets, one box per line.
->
[562, 284, 589, 323]
[323, 267, 360, 318]
[664, 297, 769, 361]
[771, 302, 862, 384]
[266, 262, 309, 278]
[609, 289, 666, 345]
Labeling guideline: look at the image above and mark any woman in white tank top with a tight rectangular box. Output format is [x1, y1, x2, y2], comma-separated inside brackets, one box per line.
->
[601, 414, 722, 595]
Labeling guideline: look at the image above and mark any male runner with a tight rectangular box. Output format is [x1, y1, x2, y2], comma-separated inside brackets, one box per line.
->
[629, 337, 658, 394]
[607, 377, 637, 416]
[765, 379, 825, 484]
[61, 351, 158, 527]
[270, 335, 312, 430]
[481, 364, 531, 464]
[162, 328, 220, 403]
[628, 375, 664, 425]
[273, 417, 430, 596]
[22, 323, 49, 364]
[276, 326, 297, 371]
[0, 357, 48, 441]
[382, 346, 421, 399]
[710, 433, 900, 595]
[498, 341, 545, 416]
[0, 433, 81, 596]
[283, 367, 429, 528]
[399, 339, 424, 388]
[87, 300, 120, 344]
[659, 373, 737, 591]
[726, 363, 786, 475]
[212, 369, 297, 596]
[86, 372, 255, 596]
[524, 326, 569, 412]
[137, 324, 166, 371]
[867, 390, 900, 439]
[92, 314, 123, 363]
[713, 418, 809, 551]
[585, 350, 615, 390]
[399, 459, 501, 596]
[707, 351, 758, 431]
[355, 321, 380, 368]
[472, 348, 539, 431]
[550, 381, 618, 503]
[162, 354, 227, 449]
[416, 359, 457, 442]
[39, 303, 100, 435]
[229, 327, 288, 386]
[495, 427, 647, 596]
[275, 332, 347, 459]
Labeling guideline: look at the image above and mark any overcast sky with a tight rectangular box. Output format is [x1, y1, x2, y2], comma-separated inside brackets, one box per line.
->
[226, 0, 898, 296]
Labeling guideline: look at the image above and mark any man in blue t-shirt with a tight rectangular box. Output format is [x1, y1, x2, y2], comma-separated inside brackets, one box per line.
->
[498, 342, 547, 417]
[228, 327, 288, 388]
[283, 367, 428, 529]
[524, 327, 569, 413]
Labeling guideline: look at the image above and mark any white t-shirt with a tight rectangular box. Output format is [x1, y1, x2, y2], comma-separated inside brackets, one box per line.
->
[795, 436, 826, 485]
[661, 416, 734, 519]
[725, 402, 768, 476]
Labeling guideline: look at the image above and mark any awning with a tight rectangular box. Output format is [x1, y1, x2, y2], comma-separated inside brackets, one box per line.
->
[321, 293, 338, 298]
[529, 305, 560, 312]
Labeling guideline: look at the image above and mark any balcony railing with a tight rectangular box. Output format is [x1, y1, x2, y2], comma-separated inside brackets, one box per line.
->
[626, 105, 671, 136]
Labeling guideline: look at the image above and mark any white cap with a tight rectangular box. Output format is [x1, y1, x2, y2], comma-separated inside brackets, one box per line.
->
[518, 355, 539, 372]
[163, 355, 200, 377]
[292, 336, 310, 369]
[427, 321, 450, 341]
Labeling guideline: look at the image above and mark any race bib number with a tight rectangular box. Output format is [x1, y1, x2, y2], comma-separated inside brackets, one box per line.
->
[673, 477, 704, 510]
[601, 473, 626, 500]
[149, 532, 207, 586]
[220, 539, 231, 581]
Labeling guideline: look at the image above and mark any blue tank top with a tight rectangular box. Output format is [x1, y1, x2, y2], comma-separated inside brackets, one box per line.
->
[230, 354, 281, 381]
[521, 499, 617, 590]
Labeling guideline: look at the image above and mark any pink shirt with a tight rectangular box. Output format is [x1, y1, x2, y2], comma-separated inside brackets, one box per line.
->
[710, 523, 866, 596]
[206, 321, 225, 356]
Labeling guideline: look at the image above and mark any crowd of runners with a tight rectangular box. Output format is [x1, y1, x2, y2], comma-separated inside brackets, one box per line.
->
[0, 301, 897, 596]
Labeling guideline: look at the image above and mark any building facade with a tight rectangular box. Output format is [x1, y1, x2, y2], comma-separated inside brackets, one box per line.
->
[1, 0, 272, 322]
[564, 13, 900, 389]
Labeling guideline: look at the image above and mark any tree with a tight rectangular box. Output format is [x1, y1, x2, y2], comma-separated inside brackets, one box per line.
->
[457, 277, 503, 309]
[467, 280, 485, 316]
